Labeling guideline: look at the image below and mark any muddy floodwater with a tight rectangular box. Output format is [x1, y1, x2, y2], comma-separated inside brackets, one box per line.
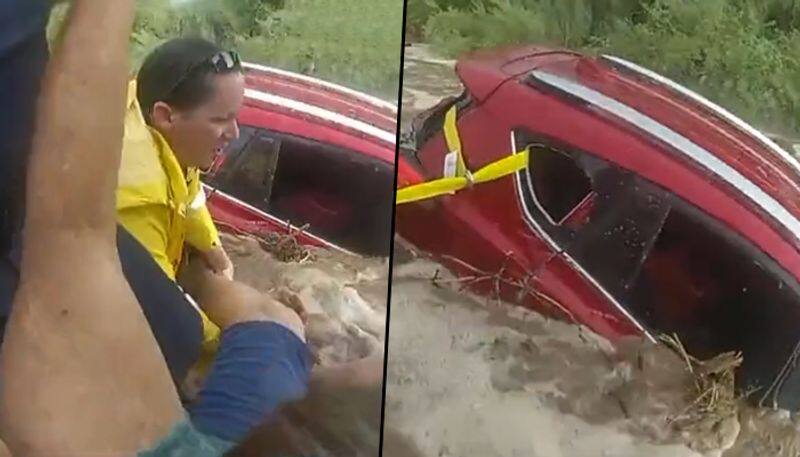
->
[223, 232, 388, 366]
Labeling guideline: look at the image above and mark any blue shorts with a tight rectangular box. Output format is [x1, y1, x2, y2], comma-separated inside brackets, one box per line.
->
[141, 321, 312, 456]
[189, 320, 313, 443]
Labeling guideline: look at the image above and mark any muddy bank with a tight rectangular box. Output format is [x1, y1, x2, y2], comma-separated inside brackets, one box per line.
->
[384, 256, 800, 457]
[400, 44, 460, 131]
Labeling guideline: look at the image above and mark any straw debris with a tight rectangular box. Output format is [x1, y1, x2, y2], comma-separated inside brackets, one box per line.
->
[660, 333, 743, 451]
[217, 220, 315, 263]
[255, 223, 315, 263]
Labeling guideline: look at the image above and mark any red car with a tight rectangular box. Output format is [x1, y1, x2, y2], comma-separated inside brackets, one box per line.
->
[203, 63, 397, 257]
[397, 45, 800, 408]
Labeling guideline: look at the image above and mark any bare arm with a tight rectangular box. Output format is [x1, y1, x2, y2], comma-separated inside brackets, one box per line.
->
[1, 1, 183, 455]
[178, 256, 305, 340]
[26, 0, 132, 235]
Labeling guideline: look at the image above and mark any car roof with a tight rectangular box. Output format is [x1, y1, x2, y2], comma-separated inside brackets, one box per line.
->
[457, 45, 800, 246]
[240, 62, 397, 161]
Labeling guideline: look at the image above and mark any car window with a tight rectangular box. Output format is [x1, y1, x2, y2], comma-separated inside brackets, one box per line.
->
[516, 131, 800, 398]
[528, 145, 592, 225]
[213, 133, 281, 213]
[226, 124, 257, 158]
[413, 90, 471, 174]
[566, 168, 671, 298]
[519, 141, 604, 246]
[628, 189, 800, 407]
[516, 133, 670, 299]
[413, 90, 469, 150]
[211, 128, 393, 257]
[268, 133, 394, 256]
[205, 125, 256, 181]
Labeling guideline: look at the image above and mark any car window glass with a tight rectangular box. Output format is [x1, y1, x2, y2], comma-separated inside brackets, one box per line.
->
[211, 129, 393, 257]
[226, 125, 256, 158]
[566, 170, 670, 298]
[528, 145, 592, 224]
[517, 132, 800, 401]
[517, 134, 669, 299]
[268, 134, 394, 256]
[214, 133, 281, 213]
[205, 125, 256, 182]
[414, 90, 469, 149]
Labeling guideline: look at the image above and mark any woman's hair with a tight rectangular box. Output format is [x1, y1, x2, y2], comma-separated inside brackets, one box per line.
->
[225, 381, 422, 457]
[136, 37, 241, 123]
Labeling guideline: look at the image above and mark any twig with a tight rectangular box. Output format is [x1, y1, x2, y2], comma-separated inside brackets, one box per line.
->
[668, 387, 714, 424]
[660, 333, 697, 378]
[759, 337, 800, 408]
[437, 254, 577, 324]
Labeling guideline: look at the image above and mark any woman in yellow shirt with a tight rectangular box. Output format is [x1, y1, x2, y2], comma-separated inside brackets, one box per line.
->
[117, 38, 245, 359]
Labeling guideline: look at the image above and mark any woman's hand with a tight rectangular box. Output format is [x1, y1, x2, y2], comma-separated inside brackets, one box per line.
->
[199, 245, 234, 279]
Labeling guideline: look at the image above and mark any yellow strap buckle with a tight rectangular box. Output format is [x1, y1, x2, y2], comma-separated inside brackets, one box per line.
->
[396, 106, 529, 205]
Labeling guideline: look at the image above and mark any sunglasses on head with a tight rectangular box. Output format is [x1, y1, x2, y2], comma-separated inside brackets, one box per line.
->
[209, 50, 241, 72]
[162, 50, 242, 102]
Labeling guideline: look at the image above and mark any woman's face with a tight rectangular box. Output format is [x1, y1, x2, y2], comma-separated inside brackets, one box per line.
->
[155, 71, 245, 170]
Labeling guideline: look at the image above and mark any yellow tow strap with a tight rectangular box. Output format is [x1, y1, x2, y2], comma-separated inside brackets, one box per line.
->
[396, 106, 529, 205]
[443, 106, 468, 178]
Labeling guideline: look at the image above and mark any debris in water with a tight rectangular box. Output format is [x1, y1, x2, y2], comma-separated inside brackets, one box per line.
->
[217, 220, 315, 263]
[660, 333, 743, 453]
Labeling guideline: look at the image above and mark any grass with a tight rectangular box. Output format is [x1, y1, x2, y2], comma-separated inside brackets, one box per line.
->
[412, 0, 800, 137]
[50, 0, 403, 101]
[232, 0, 404, 100]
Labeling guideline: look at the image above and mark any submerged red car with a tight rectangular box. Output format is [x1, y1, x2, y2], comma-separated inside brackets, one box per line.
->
[397, 45, 800, 408]
[203, 63, 397, 257]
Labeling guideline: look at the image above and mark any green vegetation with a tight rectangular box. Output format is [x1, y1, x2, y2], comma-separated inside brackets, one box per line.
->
[51, 0, 403, 100]
[409, 0, 800, 136]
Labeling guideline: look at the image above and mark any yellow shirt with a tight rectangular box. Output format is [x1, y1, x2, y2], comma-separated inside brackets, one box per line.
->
[116, 80, 221, 354]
